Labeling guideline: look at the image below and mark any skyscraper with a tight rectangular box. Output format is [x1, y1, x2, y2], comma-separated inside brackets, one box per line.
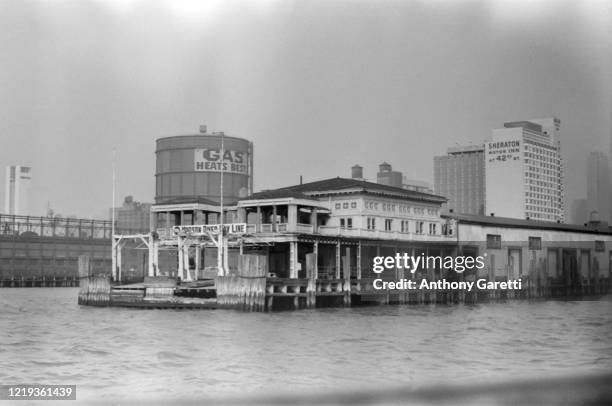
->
[434, 145, 485, 215]
[4, 165, 32, 216]
[586, 151, 611, 223]
[570, 198, 588, 225]
[485, 117, 565, 222]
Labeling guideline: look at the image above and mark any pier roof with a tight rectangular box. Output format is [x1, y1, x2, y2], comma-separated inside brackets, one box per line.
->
[248, 177, 447, 204]
[444, 213, 612, 235]
[244, 189, 312, 200]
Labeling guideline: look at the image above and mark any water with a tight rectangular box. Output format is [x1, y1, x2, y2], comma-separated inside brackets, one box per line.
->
[1, 289, 612, 403]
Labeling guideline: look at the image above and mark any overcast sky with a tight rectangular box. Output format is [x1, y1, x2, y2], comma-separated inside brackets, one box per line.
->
[0, 0, 610, 218]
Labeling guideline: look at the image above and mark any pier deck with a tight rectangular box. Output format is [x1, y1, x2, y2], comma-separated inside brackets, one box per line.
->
[78, 274, 612, 311]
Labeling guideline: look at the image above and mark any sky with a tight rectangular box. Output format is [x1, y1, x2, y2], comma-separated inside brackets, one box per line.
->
[0, 0, 610, 218]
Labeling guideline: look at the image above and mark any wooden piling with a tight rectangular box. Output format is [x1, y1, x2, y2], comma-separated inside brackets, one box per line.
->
[215, 255, 267, 311]
[305, 253, 317, 308]
[77, 255, 111, 306]
[78, 275, 111, 305]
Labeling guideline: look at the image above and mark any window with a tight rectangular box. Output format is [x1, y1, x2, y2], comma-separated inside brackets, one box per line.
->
[335, 203, 341, 210]
[351, 202, 357, 209]
[343, 202, 349, 209]
[340, 218, 353, 229]
[367, 217, 376, 230]
[528, 237, 541, 250]
[416, 221, 424, 234]
[400, 220, 410, 233]
[595, 240, 605, 252]
[486, 234, 501, 249]
[384, 219, 392, 231]
[429, 223, 437, 235]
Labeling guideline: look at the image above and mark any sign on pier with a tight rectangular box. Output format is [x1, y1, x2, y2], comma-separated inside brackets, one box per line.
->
[171, 223, 247, 236]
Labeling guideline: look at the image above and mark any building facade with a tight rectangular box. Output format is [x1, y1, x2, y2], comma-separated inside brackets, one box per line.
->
[433, 145, 485, 215]
[485, 118, 565, 222]
[586, 151, 611, 224]
[0, 214, 115, 283]
[110, 195, 152, 233]
[446, 212, 612, 296]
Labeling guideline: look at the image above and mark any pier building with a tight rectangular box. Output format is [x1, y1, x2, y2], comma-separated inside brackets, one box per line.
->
[95, 174, 612, 310]
[447, 213, 612, 297]
[0, 214, 139, 287]
[146, 176, 455, 281]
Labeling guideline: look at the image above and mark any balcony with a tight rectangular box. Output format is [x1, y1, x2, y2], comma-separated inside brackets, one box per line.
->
[156, 222, 455, 242]
[317, 226, 455, 242]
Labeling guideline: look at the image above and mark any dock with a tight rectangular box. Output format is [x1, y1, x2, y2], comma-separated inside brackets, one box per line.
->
[78, 253, 612, 311]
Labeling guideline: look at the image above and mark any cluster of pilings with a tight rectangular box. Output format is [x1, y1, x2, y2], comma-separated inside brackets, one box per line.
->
[77, 255, 111, 306]
[215, 255, 267, 311]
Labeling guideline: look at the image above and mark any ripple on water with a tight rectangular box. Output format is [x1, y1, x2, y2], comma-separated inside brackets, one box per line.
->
[1, 289, 612, 401]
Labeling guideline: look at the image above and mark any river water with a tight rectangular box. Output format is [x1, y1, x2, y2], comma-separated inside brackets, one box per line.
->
[1, 288, 611, 403]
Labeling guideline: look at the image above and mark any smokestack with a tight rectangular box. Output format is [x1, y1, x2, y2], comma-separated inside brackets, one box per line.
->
[351, 165, 363, 179]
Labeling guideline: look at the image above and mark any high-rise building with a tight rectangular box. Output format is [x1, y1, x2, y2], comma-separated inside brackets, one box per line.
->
[433, 145, 485, 215]
[586, 151, 611, 224]
[4, 165, 32, 216]
[485, 117, 565, 222]
[110, 196, 152, 232]
[570, 198, 588, 225]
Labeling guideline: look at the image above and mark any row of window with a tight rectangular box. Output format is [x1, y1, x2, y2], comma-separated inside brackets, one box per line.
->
[526, 185, 562, 195]
[340, 217, 439, 235]
[487, 234, 604, 251]
[335, 201, 358, 210]
[353, 201, 438, 217]
[526, 205, 559, 214]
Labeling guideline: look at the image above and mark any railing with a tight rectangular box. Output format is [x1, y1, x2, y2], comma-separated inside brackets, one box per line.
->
[295, 223, 314, 234]
[317, 226, 455, 241]
[0, 213, 137, 240]
[155, 222, 455, 241]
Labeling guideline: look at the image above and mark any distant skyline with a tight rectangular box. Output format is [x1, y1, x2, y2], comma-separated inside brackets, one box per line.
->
[0, 0, 610, 218]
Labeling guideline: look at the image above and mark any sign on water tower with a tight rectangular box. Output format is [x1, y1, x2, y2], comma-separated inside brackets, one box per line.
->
[194, 149, 249, 174]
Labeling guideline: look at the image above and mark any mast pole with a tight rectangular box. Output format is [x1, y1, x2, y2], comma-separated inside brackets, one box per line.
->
[219, 132, 225, 276]
[111, 148, 117, 281]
